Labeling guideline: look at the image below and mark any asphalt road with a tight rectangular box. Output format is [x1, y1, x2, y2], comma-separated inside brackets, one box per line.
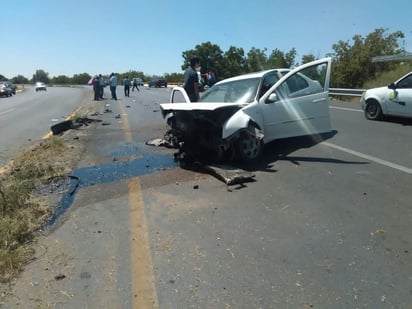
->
[0, 85, 90, 167]
[1, 87, 411, 308]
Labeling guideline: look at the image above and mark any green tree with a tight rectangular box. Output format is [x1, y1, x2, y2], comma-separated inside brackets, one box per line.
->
[52, 75, 70, 85]
[220, 46, 246, 79]
[284, 48, 297, 68]
[165, 72, 184, 84]
[11, 75, 29, 84]
[301, 54, 317, 65]
[245, 47, 268, 72]
[267, 48, 297, 69]
[32, 69, 50, 84]
[181, 42, 224, 81]
[330, 28, 404, 88]
[71, 73, 91, 85]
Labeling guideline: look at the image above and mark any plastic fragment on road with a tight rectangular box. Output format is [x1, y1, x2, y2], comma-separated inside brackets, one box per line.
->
[202, 164, 255, 185]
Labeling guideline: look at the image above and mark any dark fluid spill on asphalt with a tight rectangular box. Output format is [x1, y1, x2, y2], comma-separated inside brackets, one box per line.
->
[42, 144, 177, 230]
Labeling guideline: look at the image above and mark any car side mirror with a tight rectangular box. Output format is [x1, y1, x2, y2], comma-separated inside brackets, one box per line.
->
[388, 82, 396, 90]
[266, 93, 279, 103]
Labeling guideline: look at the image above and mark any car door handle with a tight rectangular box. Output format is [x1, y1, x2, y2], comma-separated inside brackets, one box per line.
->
[312, 98, 327, 103]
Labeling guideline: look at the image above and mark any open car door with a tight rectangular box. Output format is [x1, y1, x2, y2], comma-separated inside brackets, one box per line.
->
[170, 86, 191, 103]
[258, 57, 332, 142]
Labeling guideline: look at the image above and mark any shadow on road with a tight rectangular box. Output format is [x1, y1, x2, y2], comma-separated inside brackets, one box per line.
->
[234, 130, 369, 172]
[382, 116, 412, 126]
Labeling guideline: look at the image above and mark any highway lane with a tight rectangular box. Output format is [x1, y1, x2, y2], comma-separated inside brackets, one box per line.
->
[2, 89, 411, 308]
[140, 93, 412, 307]
[329, 100, 412, 171]
[0, 86, 91, 167]
[111, 92, 412, 307]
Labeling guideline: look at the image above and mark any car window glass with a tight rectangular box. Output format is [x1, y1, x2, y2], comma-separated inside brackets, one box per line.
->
[397, 75, 412, 88]
[258, 73, 280, 99]
[275, 62, 327, 99]
[171, 89, 188, 103]
[285, 75, 308, 94]
[200, 78, 260, 103]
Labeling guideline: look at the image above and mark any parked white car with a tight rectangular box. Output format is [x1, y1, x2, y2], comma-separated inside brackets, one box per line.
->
[360, 72, 412, 120]
[160, 57, 332, 162]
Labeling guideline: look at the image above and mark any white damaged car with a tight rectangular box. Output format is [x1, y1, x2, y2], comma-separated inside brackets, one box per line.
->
[160, 58, 332, 162]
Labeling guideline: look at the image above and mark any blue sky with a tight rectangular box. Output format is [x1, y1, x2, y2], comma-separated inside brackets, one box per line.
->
[1, 0, 411, 79]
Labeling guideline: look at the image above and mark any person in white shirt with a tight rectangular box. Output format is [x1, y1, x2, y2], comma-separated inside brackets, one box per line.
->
[109, 73, 117, 100]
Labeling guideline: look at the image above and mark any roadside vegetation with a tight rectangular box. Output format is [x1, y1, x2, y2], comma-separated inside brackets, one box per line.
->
[1, 28, 410, 90]
[0, 103, 95, 282]
[0, 138, 68, 281]
[362, 62, 412, 89]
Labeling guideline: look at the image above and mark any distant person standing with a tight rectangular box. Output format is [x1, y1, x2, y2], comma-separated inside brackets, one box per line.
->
[99, 74, 105, 99]
[183, 56, 201, 102]
[92, 75, 100, 100]
[207, 71, 216, 88]
[123, 76, 131, 97]
[132, 77, 140, 92]
[109, 73, 117, 100]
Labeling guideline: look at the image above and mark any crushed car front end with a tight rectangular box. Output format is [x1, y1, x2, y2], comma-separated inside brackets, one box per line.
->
[160, 102, 250, 162]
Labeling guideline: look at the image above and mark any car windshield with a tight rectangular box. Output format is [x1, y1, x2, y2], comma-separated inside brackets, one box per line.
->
[199, 77, 261, 103]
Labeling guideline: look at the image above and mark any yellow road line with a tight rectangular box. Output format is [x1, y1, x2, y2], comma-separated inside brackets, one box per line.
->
[118, 101, 159, 308]
[128, 178, 159, 308]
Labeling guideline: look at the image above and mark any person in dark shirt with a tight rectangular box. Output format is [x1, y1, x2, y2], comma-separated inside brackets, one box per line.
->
[183, 56, 201, 102]
[92, 75, 100, 100]
[123, 76, 130, 97]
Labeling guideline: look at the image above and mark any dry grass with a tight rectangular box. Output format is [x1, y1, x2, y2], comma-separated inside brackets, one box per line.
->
[0, 97, 98, 282]
[0, 137, 71, 281]
[363, 62, 412, 89]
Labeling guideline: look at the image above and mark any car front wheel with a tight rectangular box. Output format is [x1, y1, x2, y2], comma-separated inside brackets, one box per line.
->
[235, 126, 263, 162]
[365, 100, 383, 120]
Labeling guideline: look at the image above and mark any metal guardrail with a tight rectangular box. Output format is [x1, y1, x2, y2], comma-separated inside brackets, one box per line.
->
[329, 88, 365, 97]
[372, 52, 412, 62]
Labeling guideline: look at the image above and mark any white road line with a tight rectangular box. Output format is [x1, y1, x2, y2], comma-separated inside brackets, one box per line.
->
[329, 106, 363, 112]
[0, 108, 15, 116]
[322, 141, 412, 174]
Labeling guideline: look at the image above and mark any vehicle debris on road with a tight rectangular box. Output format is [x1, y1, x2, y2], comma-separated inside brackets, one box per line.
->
[146, 132, 256, 186]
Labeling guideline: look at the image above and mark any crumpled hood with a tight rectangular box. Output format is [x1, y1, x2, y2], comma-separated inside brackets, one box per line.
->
[160, 102, 246, 117]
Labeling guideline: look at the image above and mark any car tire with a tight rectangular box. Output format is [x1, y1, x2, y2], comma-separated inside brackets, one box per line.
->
[365, 99, 383, 120]
[235, 125, 263, 162]
[51, 120, 73, 135]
